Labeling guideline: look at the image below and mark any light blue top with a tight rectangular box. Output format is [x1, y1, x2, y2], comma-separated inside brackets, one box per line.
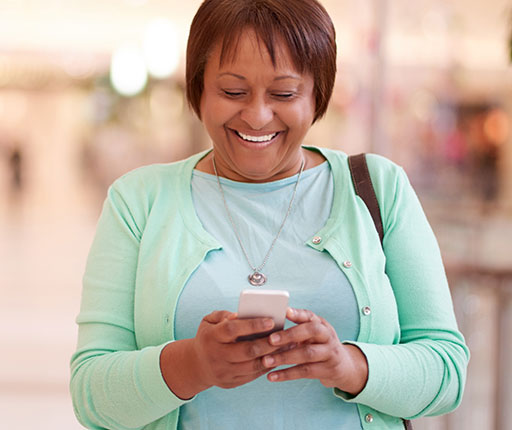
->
[175, 162, 362, 429]
[70, 147, 469, 430]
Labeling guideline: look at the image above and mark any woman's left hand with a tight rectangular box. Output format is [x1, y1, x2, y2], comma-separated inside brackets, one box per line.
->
[262, 308, 368, 396]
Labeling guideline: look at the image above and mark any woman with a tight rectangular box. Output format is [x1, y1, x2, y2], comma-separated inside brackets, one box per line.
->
[70, 0, 469, 429]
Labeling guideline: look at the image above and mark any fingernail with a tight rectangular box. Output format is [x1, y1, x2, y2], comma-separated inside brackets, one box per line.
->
[288, 308, 295, 317]
[264, 356, 275, 367]
[268, 373, 278, 382]
[264, 318, 274, 329]
[270, 333, 280, 344]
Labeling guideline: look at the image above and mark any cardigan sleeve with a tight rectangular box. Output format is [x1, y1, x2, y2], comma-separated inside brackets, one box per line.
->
[336, 155, 469, 419]
[70, 176, 191, 430]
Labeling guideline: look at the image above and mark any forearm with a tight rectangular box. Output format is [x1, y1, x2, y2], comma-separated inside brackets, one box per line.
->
[337, 336, 468, 418]
[70, 342, 189, 430]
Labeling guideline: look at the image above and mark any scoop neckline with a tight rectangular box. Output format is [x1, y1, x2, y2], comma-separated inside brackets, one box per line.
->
[192, 160, 329, 190]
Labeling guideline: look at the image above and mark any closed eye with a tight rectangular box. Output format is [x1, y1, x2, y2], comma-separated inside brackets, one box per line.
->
[223, 90, 245, 98]
[273, 93, 295, 99]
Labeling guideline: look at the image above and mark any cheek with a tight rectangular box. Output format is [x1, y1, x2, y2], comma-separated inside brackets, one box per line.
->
[205, 99, 238, 126]
[284, 105, 315, 133]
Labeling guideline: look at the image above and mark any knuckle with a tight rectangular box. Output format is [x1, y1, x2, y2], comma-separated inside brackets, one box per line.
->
[304, 345, 316, 361]
[304, 309, 314, 320]
[245, 342, 261, 359]
[297, 308, 308, 318]
[300, 364, 311, 377]
[253, 358, 264, 372]
[222, 322, 237, 338]
[311, 323, 323, 337]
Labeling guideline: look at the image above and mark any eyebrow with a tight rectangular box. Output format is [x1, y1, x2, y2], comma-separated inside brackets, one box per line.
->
[217, 72, 301, 81]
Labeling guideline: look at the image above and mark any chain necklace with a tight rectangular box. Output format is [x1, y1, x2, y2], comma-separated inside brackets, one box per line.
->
[212, 155, 305, 286]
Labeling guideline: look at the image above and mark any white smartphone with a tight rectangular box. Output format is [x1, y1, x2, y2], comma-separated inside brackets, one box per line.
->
[237, 289, 290, 341]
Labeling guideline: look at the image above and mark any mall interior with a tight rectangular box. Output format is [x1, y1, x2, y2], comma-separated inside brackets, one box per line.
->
[0, 0, 511, 429]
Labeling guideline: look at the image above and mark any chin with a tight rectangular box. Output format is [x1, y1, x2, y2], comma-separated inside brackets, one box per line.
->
[233, 159, 277, 182]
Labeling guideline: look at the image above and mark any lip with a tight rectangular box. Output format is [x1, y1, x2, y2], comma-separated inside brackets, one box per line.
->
[228, 128, 282, 149]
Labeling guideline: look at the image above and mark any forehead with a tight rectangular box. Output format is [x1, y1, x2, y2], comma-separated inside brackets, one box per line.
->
[208, 30, 298, 73]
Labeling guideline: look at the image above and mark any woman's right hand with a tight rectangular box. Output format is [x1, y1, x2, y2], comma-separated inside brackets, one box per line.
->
[160, 310, 283, 399]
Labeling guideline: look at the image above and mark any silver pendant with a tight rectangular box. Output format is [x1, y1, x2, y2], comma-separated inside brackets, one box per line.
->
[248, 272, 266, 286]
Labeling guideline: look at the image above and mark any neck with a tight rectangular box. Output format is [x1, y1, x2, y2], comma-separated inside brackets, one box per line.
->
[206, 150, 309, 183]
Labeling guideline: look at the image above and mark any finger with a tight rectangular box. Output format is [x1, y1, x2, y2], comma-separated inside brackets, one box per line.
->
[267, 362, 332, 383]
[203, 310, 236, 325]
[262, 344, 330, 368]
[268, 320, 329, 346]
[286, 308, 323, 324]
[215, 356, 274, 383]
[219, 368, 271, 389]
[215, 317, 275, 343]
[234, 368, 271, 383]
[222, 337, 283, 363]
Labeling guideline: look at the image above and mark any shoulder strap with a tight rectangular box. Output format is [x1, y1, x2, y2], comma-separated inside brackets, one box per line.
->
[348, 153, 384, 245]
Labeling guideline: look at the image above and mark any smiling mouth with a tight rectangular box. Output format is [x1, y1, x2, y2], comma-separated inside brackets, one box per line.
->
[234, 130, 279, 143]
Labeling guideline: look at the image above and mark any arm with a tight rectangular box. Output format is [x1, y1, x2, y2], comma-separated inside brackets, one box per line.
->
[338, 158, 469, 419]
[70, 181, 188, 430]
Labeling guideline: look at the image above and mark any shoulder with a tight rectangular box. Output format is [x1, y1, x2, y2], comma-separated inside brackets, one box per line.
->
[366, 153, 405, 185]
[110, 151, 207, 196]
[307, 146, 404, 180]
[313, 147, 412, 208]
[102, 152, 208, 225]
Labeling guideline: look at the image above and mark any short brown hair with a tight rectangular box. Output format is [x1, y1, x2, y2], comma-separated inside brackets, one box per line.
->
[186, 0, 337, 123]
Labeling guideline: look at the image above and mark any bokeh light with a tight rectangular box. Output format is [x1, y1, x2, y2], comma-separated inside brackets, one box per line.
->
[110, 44, 148, 97]
[484, 108, 510, 145]
[143, 18, 180, 79]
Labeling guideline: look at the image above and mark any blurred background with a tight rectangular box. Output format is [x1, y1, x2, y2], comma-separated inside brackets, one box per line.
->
[0, 0, 511, 429]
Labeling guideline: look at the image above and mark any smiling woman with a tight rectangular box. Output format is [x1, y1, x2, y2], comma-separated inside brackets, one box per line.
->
[195, 30, 321, 182]
[70, 1, 469, 430]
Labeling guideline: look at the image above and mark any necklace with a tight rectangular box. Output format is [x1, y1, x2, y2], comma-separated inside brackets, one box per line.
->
[212, 155, 305, 286]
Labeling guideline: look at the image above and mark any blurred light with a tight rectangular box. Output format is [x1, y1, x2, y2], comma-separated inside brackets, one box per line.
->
[143, 18, 180, 79]
[432, 104, 457, 135]
[149, 84, 184, 120]
[421, 8, 449, 39]
[92, 88, 115, 124]
[410, 89, 437, 122]
[484, 108, 510, 145]
[110, 44, 148, 97]
[124, 0, 149, 5]
[0, 57, 11, 86]
[60, 54, 97, 80]
[0, 94, 28, 125]
[332, 72, 359, 109]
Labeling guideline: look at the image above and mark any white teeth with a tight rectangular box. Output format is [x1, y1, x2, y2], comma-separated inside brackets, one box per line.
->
[237, 131, 278, 143]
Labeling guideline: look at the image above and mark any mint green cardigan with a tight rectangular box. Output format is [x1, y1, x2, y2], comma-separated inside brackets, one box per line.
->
[70, 147, 469, 430]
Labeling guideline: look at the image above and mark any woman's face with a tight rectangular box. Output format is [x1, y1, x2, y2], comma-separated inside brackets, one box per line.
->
[199, 30, 316, 182]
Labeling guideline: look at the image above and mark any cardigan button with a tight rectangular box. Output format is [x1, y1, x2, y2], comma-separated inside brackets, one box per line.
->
[362, 306, 371, 316]
[312, 236, 322, 245]
[343, 260, 352, 268]
[365, 413, 374, 423]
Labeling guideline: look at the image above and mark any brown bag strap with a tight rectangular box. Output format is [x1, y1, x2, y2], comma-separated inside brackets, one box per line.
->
[348, 153, 384, 244]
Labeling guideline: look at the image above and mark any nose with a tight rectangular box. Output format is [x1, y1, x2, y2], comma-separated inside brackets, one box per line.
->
[239, 95, 274, 130]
